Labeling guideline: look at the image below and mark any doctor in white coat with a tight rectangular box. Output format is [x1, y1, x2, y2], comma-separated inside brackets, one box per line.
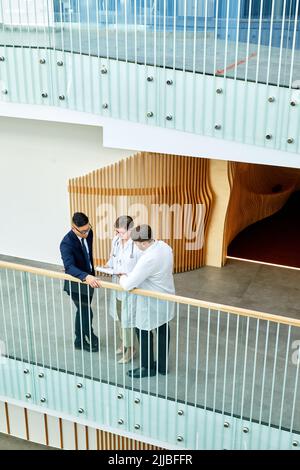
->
[120, 224, 175, 379]
[106, 216, 143, 363]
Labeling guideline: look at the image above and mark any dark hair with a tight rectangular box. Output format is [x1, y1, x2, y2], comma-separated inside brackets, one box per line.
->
[114, 215, 134, 231]
[131, 224, 153, 242]
[72, 212, 89, 228]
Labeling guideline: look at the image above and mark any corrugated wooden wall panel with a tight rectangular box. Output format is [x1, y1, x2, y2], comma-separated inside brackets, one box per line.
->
[68, 152, 212, 273]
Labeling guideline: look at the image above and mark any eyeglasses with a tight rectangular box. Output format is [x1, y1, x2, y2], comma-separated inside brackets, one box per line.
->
[115, 228, 128, 235]
[73, 224, 92, 235]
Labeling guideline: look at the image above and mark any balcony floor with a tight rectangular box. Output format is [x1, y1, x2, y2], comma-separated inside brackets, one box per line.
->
[1, 28, 299, 87]
[1, 254, 300, 319]
[175, 257, 300, 320]
[0, 255, 299, 434]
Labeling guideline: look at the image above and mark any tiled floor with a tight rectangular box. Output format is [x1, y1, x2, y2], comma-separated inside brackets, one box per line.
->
[175, 259, 300, 320]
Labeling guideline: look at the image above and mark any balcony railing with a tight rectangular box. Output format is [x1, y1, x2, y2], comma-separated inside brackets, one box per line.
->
[0, 259, 299, 449]
[1, 1, 300, 85]
[0, 0, 300, 156]
[0, 1, 300, 154]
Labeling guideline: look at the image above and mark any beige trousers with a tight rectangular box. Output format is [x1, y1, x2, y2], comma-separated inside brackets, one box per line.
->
[116, 299, 136, 348]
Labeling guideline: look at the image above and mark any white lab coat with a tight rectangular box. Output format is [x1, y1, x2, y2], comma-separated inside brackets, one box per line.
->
[120, 240, 175, 331]
[107, 236, 143, 327]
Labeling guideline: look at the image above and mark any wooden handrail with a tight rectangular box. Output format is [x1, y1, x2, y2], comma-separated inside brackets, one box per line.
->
[1, 260, 300, 327]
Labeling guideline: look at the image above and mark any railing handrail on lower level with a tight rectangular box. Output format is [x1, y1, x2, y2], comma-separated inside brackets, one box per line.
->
[0, 258, 299, 449]
[0, 259, 299, 328]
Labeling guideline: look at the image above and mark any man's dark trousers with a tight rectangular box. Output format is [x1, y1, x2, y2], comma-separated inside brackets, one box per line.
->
[60, 229, 96, 344]
[135, 323, 170, 373]
[70, 284, 94, 343]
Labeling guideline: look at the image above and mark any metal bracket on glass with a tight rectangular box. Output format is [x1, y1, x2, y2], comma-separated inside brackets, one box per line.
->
[166, 115, 173, 121]
[57, 61, 64, 66]
[287, 138, 294, 144]
[215, 124, 222, 130]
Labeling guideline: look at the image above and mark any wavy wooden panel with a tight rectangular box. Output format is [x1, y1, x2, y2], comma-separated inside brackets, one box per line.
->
[69, 152, 212, 273]
[224, 162, 300, 256]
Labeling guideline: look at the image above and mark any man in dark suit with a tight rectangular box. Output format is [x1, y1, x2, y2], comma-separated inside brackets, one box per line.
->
[60, 212, 102, 352]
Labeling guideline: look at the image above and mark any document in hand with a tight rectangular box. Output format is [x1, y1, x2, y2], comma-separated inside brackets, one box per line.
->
[95, 266, 114, 275]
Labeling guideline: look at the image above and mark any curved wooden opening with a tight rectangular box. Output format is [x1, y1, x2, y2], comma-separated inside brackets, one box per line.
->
[224, 162, 300, 268]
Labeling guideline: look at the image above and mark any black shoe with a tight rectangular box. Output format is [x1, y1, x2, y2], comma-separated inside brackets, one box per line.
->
[83, 333, 99, 348]
[153, 361, 168, 375]
[74, 339, 98, 353]
[127, 366, 156, 378]
[88, 333, 99, 348]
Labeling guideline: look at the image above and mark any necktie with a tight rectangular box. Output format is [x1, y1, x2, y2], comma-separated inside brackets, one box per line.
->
[81, 238, 91, 271]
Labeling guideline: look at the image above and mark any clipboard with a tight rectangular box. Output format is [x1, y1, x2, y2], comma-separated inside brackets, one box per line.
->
[95, 266, 124, 276]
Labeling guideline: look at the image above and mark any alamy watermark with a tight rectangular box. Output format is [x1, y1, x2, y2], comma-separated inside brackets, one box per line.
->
[292, 340, 300, 366]
[96, 199, 206, 250]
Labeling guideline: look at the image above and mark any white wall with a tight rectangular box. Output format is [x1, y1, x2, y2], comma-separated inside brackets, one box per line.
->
[0, 116, 134, 265]
[1, 102, 300, 170]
